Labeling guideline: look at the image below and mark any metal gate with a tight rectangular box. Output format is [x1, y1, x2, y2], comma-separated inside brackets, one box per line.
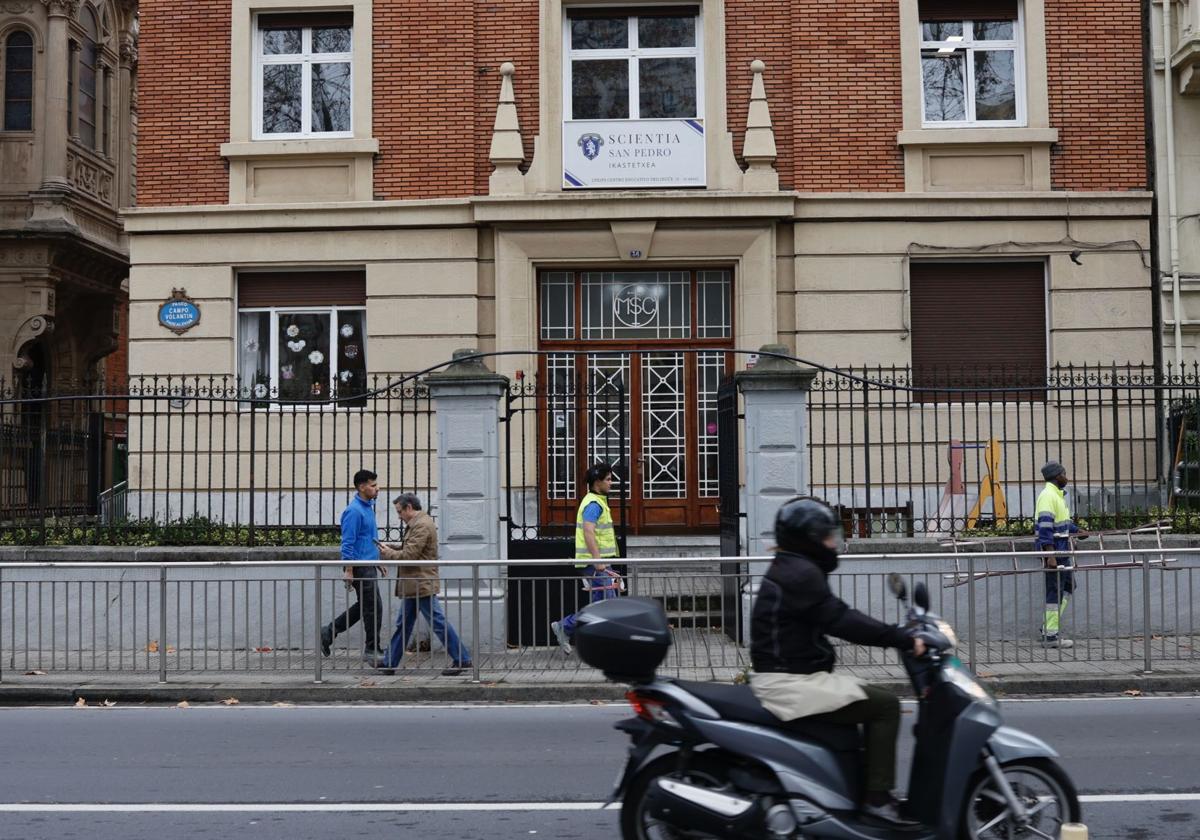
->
[502, 363, 629, 646]
[716, 376, 745, 642]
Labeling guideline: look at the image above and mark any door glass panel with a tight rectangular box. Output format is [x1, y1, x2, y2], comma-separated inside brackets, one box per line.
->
[544, 353, 577, 500]
[697, 270, 732, 338]
[540, 273, 575, 340]
[587, 354, 630, 495]
[641, 352, 686, 500]
[697, 351, 724, 496]
[581, 271, 690, 340]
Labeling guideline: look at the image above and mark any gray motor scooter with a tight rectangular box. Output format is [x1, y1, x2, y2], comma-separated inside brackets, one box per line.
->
[576, 578, 1081, 839]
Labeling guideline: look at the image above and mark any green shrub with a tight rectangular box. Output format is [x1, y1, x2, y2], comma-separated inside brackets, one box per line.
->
[0, 516, 341, 548]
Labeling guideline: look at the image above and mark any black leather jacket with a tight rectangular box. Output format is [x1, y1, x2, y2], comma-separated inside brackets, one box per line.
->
[750, 549, 911, 675]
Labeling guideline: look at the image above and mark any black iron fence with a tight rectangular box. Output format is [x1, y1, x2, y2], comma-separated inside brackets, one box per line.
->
[7, 356, 1200, 545]
[0, 376, 434, 546]
[809, 362, 1190, 537]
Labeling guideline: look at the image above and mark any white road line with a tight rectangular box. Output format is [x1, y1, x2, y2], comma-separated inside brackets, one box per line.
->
[1, 795, 1198, 813]
[0, 803, 620, 813]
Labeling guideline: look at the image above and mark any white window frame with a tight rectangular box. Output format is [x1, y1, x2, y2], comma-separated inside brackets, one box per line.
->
[252, 17, 353, 140]
[238, 304, 367, 409]
[562, 8, 704, 122]
[919, 8, 1026, 128]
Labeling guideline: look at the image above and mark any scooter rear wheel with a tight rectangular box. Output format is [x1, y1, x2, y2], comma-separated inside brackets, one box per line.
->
[619, 752, 736, 840]
[959, 758, 1081, 839]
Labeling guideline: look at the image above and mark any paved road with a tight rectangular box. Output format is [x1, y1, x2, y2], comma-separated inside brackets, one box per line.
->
[0, 697, 1197, 839]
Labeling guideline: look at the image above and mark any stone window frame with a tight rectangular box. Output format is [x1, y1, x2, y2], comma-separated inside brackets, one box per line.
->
[1, 25, 39, 134]
[68, 1, 116, 158]
[525, 0, 743, 193]
[223, 0, 377, 202]
[897, 0, 1059, 191]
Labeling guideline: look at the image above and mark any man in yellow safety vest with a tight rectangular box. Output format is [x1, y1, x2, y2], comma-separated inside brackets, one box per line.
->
[550, 463, 622, 655]
[1035, 461, 1087, 648]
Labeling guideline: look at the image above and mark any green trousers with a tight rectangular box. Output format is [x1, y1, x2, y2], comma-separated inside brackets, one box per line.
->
[809, 684, 900, 793]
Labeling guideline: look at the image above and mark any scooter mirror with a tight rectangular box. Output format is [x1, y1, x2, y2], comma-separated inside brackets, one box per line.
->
[887, 573, 907, 601]
[913, 582, 930, 611]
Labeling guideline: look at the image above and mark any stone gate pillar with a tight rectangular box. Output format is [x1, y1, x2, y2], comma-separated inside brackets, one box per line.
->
[735, 344, 817, 566]
[424, 350, 509, 652]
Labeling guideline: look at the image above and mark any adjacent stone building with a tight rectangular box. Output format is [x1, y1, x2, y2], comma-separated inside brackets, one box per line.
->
[0, 0, 137, 392]
[121, 0, 1156, 536]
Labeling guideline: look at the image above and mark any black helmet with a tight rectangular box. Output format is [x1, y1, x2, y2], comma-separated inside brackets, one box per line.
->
[774, 497, 840, 554]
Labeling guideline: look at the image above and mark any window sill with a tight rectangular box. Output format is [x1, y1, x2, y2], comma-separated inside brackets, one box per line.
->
[221, 138, 380, 160]
[897, 127, 1059, 147]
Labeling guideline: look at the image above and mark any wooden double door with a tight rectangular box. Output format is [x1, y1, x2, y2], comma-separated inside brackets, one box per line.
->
[537, 268, 734, 534]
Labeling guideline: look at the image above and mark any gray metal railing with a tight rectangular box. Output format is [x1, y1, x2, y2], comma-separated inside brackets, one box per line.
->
[1, 548, 1197, 684]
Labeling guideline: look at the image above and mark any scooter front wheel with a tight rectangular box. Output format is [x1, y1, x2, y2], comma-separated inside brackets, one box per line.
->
[960, 758, 1081, 840]
[619, 752, 736, 840]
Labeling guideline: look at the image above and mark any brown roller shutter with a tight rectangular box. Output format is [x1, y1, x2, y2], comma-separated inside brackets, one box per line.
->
[918, 0, 1018, 21]
[567, 5, 698, 18]
[258, 12, 353, 29]
[238, 271, 366, 308]
[909, 261, 1046, 401]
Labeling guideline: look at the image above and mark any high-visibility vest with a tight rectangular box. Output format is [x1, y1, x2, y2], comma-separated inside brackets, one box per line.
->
[575, 492, 619, 566]
[1034, 482, 1074, 552]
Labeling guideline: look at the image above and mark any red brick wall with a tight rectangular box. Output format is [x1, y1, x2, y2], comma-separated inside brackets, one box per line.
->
[1046, 0, 1147, 190]
[135, 0, 1145, 204]
[137, 0, 230, 206]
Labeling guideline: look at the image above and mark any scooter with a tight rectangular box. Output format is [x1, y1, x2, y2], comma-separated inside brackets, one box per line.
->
[574, 575, 1081, 839]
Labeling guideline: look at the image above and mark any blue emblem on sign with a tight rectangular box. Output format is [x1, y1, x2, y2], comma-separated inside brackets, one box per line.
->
[578, 133, 604, 161]
[158, 288, 201, 335]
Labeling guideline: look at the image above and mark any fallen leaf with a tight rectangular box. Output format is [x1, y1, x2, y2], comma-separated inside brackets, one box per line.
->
[271, 702, 294, 708]
[176, 701, 191, 709]
[101, 700, 116, 707]
[145, 641, 159, 653]
[589, 700, 607, 706]
[358, 679, 377, 688]
[167, 646, 177, 654]
[220, 697, 240, 706]
[24, 670, 47, 676]
[254, 646, 273, 653]
[74, 697, 87, 708]
[1122, 688, 1143, 697]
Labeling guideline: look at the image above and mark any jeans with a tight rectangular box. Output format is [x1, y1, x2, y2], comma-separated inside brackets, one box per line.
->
[330, 577, 382, 651]
[385, 595, 471, 668]
[560, 566, 621, 637]
[807, 684, 900, 794]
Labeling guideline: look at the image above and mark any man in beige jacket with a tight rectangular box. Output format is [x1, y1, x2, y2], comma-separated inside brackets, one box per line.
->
[375, 493, 473, 676]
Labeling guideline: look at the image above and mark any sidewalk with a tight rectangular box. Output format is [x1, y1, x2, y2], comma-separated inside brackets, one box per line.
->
[4, 632, 1200, 704]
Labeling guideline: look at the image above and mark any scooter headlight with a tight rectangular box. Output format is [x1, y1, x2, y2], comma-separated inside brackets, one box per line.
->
[943, 662, 996, 707]
[935, 620, 959, 649]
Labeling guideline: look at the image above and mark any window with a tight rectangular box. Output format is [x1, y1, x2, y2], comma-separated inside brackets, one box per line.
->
[237, 271, 368, 406]
[3, 30, 34, 131]
[919, 0, 1023, 126]
[78, 7, 99, 148]
[565, 7, 700, 121]
[255, 13, 352, 139]
[909, 261, 1046, 401]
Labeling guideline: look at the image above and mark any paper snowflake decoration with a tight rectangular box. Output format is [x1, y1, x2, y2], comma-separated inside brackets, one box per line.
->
[308, 350, 325, 365]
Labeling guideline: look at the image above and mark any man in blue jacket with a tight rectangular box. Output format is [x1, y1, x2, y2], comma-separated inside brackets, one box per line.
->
[320, 468, 384, 660]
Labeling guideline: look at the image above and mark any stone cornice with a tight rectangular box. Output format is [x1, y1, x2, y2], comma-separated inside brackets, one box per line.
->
[122, 190, 1154, 235]
[40, 0, 80, 17]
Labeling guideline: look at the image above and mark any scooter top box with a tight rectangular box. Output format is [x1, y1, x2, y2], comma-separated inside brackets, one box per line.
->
[576, 597, 672, 682]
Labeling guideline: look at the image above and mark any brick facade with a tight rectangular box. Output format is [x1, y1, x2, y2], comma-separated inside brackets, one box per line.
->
[134, 0, 1146, 205]
[137, 0, 231, 206]
[1046, 0, 1148, 190]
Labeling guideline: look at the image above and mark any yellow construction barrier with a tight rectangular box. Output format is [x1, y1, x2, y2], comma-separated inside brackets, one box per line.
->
[1061, 824, 1088, 840]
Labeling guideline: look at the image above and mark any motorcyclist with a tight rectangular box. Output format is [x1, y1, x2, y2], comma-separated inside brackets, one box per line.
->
[749, 496, 924, 825]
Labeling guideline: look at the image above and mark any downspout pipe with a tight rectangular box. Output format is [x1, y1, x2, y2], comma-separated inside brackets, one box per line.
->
[1163, 0, 1184, 368]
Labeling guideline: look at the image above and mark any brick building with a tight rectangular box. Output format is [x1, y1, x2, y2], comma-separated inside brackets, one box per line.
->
[123, 0, 1155, 535]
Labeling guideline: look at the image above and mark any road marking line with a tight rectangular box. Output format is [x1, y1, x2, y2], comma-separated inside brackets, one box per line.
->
[1080, 794, 1200, 803]
[0, 803, 619, 813]
[2, 795, 1198, 813]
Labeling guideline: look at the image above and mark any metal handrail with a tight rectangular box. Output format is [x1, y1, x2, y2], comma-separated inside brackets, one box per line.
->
[0, 546, 1190, 569]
